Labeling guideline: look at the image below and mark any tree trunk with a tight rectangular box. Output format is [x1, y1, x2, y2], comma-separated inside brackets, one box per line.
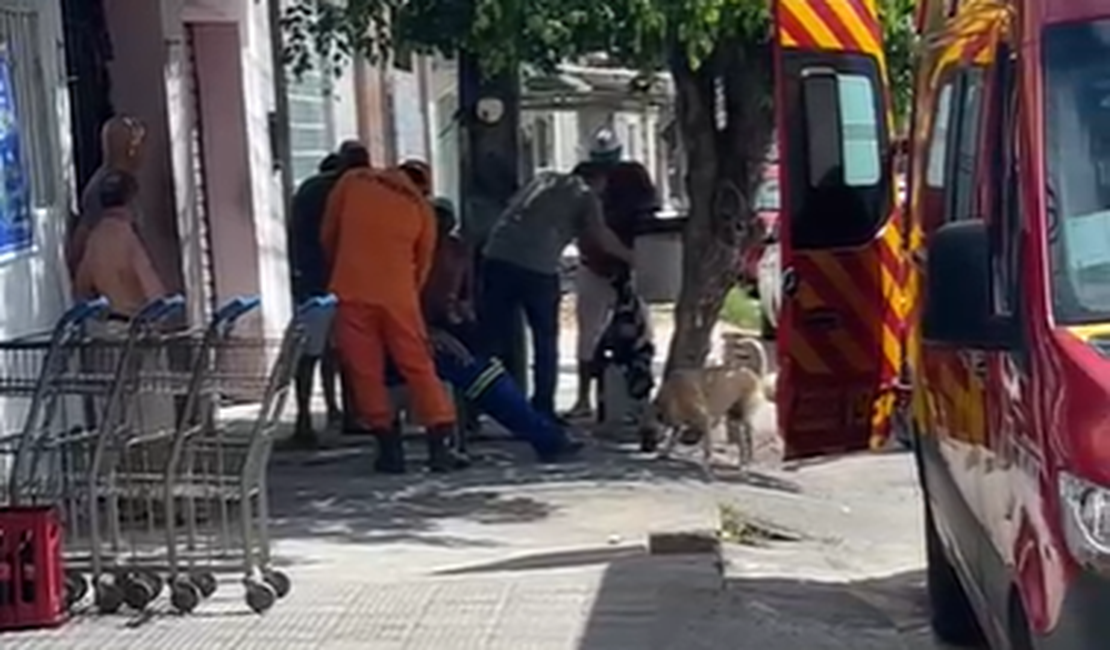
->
[664, 40, 775, 374]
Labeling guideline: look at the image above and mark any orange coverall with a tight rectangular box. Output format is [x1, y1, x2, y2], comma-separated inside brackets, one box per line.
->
[321, 168, 455, 430]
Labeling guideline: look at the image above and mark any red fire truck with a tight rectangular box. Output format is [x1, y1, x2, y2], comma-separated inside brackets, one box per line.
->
[773, 0, 1110, 647]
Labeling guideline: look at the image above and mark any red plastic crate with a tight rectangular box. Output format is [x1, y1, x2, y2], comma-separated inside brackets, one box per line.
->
[0, 506, 66, 631]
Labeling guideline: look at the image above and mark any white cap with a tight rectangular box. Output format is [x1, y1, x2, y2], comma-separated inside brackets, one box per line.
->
[588, 128, 623, 162]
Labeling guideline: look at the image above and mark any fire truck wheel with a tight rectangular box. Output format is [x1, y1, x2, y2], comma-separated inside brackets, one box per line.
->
[925, 500, 984, 646]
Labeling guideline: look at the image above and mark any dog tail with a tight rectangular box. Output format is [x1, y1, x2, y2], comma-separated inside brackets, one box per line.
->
[731, 336, 769, 378]
[762, 371, 778, 402]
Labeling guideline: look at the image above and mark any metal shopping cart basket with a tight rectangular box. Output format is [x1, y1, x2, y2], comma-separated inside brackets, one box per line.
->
[153, 294, 337, 615]
[0, 295, 183, 627]
[75, 296, 265, 615]
[0, 297, 110, 629]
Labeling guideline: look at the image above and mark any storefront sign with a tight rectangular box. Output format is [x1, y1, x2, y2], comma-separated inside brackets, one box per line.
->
[0, 50, 32, 255]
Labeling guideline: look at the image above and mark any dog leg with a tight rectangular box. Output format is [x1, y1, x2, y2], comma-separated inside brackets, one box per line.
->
[701, 427, 713, 468]
[737, 418, 754, 470]
[657, 426, 678, 459]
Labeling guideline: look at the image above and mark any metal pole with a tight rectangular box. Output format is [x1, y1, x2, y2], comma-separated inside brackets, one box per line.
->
[457, 51, 526, 389]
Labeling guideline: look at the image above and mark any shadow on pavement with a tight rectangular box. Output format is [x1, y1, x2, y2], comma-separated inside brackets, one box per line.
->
[265, 428, 799, 550]
[576, 556, 955, 650]
[416, 543, 957, 649]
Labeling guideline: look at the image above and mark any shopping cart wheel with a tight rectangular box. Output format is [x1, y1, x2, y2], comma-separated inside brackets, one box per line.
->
[170, 579, 201, 614]
[245, 580, 277, 614]
[122, 572, 157, 611]
[65, 571, 89, 608]
[139, 569, 165, 598]
[262, 569, 291, 599]
[191, 571, 218, 598]
[95, 582, 125, 615]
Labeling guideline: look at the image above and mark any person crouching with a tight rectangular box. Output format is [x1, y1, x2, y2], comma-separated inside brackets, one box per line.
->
[422, 199, 581, 462]
[322, 166, 466, 474]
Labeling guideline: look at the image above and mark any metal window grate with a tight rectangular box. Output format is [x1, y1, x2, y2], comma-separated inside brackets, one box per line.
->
[0, 5, 56, 206]
[186, 26, 217, 323]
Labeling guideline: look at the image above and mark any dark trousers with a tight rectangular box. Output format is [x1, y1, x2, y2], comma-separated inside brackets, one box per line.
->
[478, 257, 561, 417]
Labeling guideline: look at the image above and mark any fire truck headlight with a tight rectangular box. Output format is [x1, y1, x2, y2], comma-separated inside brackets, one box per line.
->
[1060, 472, 1110, 571]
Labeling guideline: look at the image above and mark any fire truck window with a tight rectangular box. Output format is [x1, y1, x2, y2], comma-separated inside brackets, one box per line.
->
[926, 83, 954, 188]
[1044, 18, 1110, 324]
[947, 69, 985, 223]
[837, 74, 882, 186]
[791, 55, 888, 250]
[803, 74, 842, 187]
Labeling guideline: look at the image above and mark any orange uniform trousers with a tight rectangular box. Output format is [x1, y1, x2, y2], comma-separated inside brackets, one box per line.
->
[333, 300, 455, 430]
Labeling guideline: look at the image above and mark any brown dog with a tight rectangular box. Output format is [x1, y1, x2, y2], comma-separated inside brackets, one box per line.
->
[640, 337, 771, 470]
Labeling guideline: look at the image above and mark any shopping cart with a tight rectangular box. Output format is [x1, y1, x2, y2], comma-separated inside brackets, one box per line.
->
[1, 297, 111, 506]
[79, 295, 264, 614]
[154, 294, 337, 615]
[0, 297, 109, 629]
[2, 294, 335, 619]
[0, 295, 183, 623]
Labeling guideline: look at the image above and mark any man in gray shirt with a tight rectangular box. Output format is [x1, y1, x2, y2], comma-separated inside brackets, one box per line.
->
[479, 162, 632, 418]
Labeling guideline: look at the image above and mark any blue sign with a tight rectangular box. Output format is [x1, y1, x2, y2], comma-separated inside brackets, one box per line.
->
[0, 50, 32, 255]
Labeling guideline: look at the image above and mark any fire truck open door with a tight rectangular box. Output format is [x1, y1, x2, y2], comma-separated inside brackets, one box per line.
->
[771, 0, 904, 459]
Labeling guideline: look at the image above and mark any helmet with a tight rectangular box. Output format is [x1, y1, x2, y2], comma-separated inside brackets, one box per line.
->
[588, 128, 623, 164]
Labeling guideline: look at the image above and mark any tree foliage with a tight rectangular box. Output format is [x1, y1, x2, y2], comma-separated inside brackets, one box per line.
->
[284, 0, 770, 79]
[284, 0, 915, 121]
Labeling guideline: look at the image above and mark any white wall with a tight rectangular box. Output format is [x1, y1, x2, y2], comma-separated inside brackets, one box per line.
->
[237, 0, 288, 337]
[429, 55, 459, 205]
[553, 111, 579, 170]
[392, 68, 428, 163]
[331, 68, 360, 143]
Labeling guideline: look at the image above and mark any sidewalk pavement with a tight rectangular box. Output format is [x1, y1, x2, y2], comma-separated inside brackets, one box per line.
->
[4, 310, 956, 649]
[6, 437, 949, 650]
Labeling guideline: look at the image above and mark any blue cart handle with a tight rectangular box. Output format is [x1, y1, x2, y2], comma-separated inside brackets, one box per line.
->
[214, 295, 261, 326]
[61, 297, 110, 326]
[135, 294, 186, 324]
[296, 294, 338, 317]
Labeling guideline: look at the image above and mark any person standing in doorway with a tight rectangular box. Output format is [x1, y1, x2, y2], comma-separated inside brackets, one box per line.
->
[69, 115, 147, 280]
[568, 129, 659, 419]
[479, 162, 634, 420]
[287, 142, 370, 447]
[72, 170, 166, 316]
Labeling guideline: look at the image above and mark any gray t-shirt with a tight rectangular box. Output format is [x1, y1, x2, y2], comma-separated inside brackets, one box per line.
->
[482, 171, 602, 275]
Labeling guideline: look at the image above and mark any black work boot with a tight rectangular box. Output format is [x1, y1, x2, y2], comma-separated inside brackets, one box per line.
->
[426, 425, 470, 473]
[372, 429, 406, 474]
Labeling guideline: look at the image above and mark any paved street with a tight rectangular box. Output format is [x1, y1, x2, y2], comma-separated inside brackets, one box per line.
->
[4, 312, 963, 649]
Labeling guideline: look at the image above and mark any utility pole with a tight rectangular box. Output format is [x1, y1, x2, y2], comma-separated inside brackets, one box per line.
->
[457, 52, 527, 389]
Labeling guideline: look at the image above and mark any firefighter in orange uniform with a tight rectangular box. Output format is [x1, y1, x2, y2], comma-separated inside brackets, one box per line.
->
[322, 165, 465, 474]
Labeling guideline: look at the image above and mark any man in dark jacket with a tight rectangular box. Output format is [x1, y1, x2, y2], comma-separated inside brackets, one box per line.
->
[288, 141, 370, 447]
